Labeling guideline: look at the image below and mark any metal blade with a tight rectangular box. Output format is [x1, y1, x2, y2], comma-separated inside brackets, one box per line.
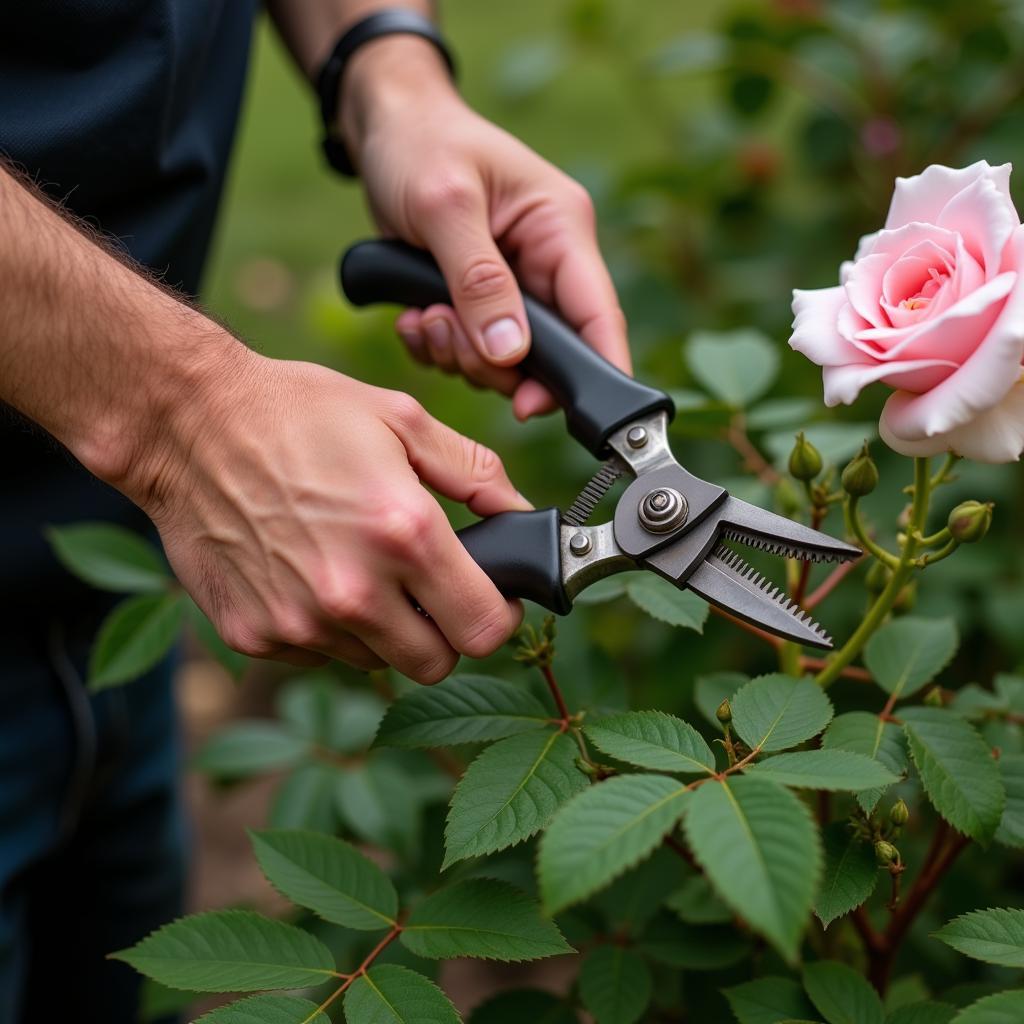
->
[717, 496, 861, 564]
[686, 545, 834, 649]
[562, 461, 621, 527]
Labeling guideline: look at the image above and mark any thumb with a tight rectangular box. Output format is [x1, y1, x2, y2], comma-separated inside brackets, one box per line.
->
[413, 178, 530, 366]
[383, 395, 532, 517]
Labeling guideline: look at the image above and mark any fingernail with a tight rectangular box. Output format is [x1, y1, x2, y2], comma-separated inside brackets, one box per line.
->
[482, 317, 525, 360]
[424, 318, 451, 354]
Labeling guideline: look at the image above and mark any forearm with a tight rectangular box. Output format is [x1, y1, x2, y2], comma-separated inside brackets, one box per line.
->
[0, 163, 250, 497]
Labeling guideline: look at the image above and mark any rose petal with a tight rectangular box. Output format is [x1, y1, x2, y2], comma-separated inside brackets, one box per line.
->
[937, 173, 1020, 278]
[823, 358, 958, 406]
[790, 286, 863, 366]
[880, 379, 1024, 462]
[853, 230, 881, 262]
[885, 161, 1012, 230]
[878, 231, 1024, 440]
[844, 253, 892, 329]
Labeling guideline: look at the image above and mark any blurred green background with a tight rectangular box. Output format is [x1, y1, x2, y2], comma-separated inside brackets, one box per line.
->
[202, 0, 1024, 706]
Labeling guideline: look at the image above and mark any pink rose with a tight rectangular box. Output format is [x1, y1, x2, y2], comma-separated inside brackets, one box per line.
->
[790, 161, 1024, 463]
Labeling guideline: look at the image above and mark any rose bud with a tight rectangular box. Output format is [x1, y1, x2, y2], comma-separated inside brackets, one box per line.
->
[947, 500, 993, 544]
[788, 431, 823, 482]
[716, 699, 733, 725]
[875, 840, 899, 866]
[889, 799, 910, 827]
[841, 442, 879, 497]
[865, 560, 892, 594]
[893, 581, 917, 614]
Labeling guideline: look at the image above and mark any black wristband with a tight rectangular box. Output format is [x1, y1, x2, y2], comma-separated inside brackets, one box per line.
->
[316, 9, 457, 177]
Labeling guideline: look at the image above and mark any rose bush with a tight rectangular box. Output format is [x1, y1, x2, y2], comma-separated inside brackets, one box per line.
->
[790, 161, 1024, 462]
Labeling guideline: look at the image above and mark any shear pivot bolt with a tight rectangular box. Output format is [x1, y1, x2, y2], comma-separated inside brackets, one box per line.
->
[626, 425, 648, 449]
[569, 532, 592, 556]
[638, 487, 688, 533]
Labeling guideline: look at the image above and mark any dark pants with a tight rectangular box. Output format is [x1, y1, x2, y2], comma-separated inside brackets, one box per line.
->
[0, 618, 184, 1022]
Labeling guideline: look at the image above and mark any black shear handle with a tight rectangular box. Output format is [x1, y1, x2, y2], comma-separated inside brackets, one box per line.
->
[340, 239, 673, 456]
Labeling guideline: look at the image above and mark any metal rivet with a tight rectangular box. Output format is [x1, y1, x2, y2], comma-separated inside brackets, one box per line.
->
[638, 486, 688, 533]
[569, 532, 592, 556]
[626, 425, 648, 449]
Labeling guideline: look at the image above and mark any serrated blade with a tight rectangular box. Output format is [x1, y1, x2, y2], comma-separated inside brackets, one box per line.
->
[685, 544, 834, 649]
[562, 461, 621, 527]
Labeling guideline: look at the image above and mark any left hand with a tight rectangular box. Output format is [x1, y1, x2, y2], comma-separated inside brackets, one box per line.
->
[341, 36, 632, 420]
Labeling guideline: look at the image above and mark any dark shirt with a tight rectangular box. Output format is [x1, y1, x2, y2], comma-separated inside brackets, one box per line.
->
[0, 0, 256, 619]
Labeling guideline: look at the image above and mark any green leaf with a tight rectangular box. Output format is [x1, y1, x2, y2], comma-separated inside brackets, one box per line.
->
[374, 674, 551, 749]
[803, 960, 885, 1024]
[277, 676, 384, 754]
[886, 1004, 956, 1024]
[949, 991, 1024, 1024]
[88, 592, 185, 691]
[110, 910, 336, 992]
[343, 964, 460, 1024]
[902, 707, 1004, 844]
[469, 990, 578, 1024]
[764, 423, 876, 470]
[684, 328, 780, 407]
[746, 398, 818, 431]
[443, 730, 586, 868]
[46, 521, 170, 593]
[934, 908, 1024, 967]
[249, 830, 398, 931]
[194, 995, 327, 1023]
[336, 758, 420, 860]
[194, 722, 311, 780]
[401, 879, 571, 962]
[592, 847, 680, 931]
[822, 711, 908, 812]
[666, 875, 732, 925]
[996, 754, 1024, 848]
[864, 618, 959, 700]
[538, 773, 690, 914]
[724, 976, 818, 1024]
[624, 575, 708, 630]
[574, 577, 628, 606]
[748, 749, 899, 791]
[578, 945, 652, 1024]
[584, 711, 715, 775]
[695, 671, 749, 730]
[637, 913, 749, 970]
[731, 674, 834, 752]
[269, 763, 337, 833]
[683, 775, 821, 963]
[815, 823, 878, 929]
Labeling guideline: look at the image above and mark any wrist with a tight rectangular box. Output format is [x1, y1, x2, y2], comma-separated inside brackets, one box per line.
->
[339, 34, 457, 161]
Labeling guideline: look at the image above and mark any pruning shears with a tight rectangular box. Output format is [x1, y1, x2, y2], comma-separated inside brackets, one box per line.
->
[340, 240, 860, 650]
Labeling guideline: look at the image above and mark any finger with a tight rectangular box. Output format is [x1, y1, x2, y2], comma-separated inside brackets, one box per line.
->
[513, 379, 556, 420]
[412, 175, 530, 366]
[308, 630, 387, 673]
[264, 646, 332, 668]
[382, 397, 531, 516]
[422, 306, 520, 394]
[350, 588, 461, 685]
[395, 310, 431, 366]
[419, 305, 458, 372]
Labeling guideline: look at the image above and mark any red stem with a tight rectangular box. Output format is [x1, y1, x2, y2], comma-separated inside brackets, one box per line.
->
[804, 554, 865, 610]
[541, 662, 572, 725]
[792, 506, 825, 608]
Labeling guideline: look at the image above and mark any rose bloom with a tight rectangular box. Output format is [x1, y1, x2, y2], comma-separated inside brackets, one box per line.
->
[790, 161, 1024, 462]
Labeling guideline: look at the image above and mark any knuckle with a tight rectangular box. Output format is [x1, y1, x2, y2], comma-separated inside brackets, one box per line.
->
[408, 649, 459, 685]
[220, 619, 275, 659]
[271, 612, 320, 651]
[369, 499, 435, 558]
[411, 173, 476, 217]
[565, 180, 595, 224]
[456, 605, 515, 659]
[458, 257, 512, 304]
[317, 576, 375, 627]
[385, 391, 427, 433]
[467, 440, 504, 485]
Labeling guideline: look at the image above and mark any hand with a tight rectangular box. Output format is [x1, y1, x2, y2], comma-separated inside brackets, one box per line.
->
[131, 349, 527, 683]
[342, 37, 631, 420]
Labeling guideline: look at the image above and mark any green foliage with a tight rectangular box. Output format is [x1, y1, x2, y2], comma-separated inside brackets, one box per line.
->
[803, 960, 885, 1024]
[814, 824, 879, 929]
[195, 995, 327, 1023]
[624, 574, 709, 630]
[336, 759, 421, 860]
[402, 878, 571, 961]
[724, 976, 818, 1024]
[374, 674, 552, 748]
[249, 830, 398, 930]
[443, 730, 588, 868]
[864, 618, 960, 700]
[88, 591, 185, 691]
[902, 708, 1005, 844]
[468, 990, 578, 1024]
[110, 910, 336, 992]
[748, 749, 899, 791]
[194, 722, 312, 779]
[822, 712, 908, 812]
[343, 965, 460, 1024]
[583, 711, 715, 774]
[995, 754, 1024, 848]
[683, 776, 821, 962]
[730, 674, 834, 752]
[539, 773, 690, 914]
[934, 908, 1024, 968]
[578, 945, 652, 1024]
[684, 328, 780, 407]
[46, 522, 170, 593]
[949, 991, 1024, 1024]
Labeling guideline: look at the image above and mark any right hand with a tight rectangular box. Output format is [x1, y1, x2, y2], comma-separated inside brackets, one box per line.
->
[131, 351, 527, 683]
